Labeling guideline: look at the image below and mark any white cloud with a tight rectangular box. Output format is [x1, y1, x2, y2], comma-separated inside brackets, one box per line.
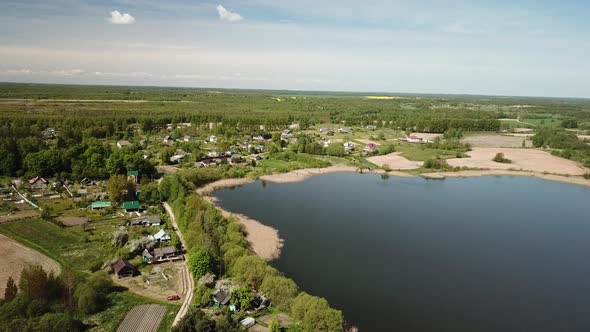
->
[216, 5, 243, 23]
[108, 10, 136, 25]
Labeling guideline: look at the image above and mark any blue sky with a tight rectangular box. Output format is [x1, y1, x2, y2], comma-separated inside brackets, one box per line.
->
[1, 0, 589, 97]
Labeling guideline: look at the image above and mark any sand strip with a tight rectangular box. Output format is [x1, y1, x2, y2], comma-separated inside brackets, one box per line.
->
[259, 165, 359, 183]
[196, 178, 254, 195]
[205, 197, 283, 261]
[421, 170, 590, 188]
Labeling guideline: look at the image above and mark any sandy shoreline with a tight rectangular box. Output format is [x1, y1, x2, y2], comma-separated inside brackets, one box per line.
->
[204, 196, 283, 261]
[421, 170, 590, 188]
[196, 178, 254, 195]
[259, 165, 359, 183]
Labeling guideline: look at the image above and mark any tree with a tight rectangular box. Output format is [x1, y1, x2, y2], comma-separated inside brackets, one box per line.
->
[492, 152, 511, 163]
[172, 309, 216, 332]
[291, 293, 343, 332]
[4, 276, 18, 302]
[326, 143, 344, 157]
[75, 272, 111, 314]
[35, 313, 84, 332]
[260, 275, 299, 311]
[230, 286, 253, 310]
[231, 255, 277, 289]
[106, 174, 134, 203]
[188, 248, 214, 279]
[19, 264, 48, 300]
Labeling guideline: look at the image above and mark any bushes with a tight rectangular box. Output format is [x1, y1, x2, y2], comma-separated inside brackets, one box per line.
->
[584, 173, 590, 180]
[260, 275, 299, 311]
[188, 248, 214, 279]
[492, 153, 511, 163]
[423, 158, 449, 170]
[230, 286, 254, 310]
[231, 256, 277, 289]
[377, 144, 395, 155]
[291, 293, 343, 332]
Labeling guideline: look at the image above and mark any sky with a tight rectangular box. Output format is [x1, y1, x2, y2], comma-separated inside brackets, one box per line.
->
[0, 0, 589, 98]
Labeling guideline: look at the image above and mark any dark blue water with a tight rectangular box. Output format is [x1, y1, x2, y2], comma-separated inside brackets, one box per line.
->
[215, 174, 590, 332]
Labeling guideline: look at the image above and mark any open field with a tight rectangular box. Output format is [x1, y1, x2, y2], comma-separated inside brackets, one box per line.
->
[56, 215, 89, 226]
[462, 134, 533, 148]
[0, 233, 60, 299]
[447, 148, 589, 175]
[367, 152, 422, 170]
[116, 304, 167, 332]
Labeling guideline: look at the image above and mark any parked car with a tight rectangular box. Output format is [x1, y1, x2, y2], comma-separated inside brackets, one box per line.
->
[167, 295, 181, 301]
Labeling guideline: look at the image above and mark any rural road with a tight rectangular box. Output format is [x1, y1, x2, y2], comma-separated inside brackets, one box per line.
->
[163, 202, 194, 326]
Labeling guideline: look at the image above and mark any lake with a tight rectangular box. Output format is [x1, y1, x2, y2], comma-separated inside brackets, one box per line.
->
[214, 173, 590, 331]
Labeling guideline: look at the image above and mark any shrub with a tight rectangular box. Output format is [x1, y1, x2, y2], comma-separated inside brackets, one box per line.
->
[423, 158, 449, 170]
[492, 153, 511, 163]
[584, 173, 590, 180]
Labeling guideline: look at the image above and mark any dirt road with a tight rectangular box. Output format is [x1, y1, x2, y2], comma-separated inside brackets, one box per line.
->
[163, 202, 194, 327]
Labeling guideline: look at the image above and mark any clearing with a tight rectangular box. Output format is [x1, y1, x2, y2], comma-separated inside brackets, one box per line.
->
[116, 304, 166, 332]
[56, 216, 89, 226]
[367, 152, 422, 170]
[447, 148, 589, 175]
[462, 134, 532, 148]
[0, 233, 60, 298]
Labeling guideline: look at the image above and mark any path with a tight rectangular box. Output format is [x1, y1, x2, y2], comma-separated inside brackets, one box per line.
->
[163, 202, 194, 327]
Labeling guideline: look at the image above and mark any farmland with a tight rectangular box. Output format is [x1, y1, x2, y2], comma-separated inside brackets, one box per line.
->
[116, 304, 167, 332]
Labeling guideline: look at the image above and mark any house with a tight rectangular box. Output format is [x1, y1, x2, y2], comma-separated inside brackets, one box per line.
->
[142, 249, 155, 262]
[209, 135, 218, 143]
[339, 127, 354, 134]
[252, 134, 265, 141]
[117, 140, 131, 148]
[212, 290, 231, 306]
[319, 128, 333, 135]
[123, 200, 140, 212]
[129, 219, 144, 226]
[230, 155, 244, 165]
[149, 229, 171, 242]
[207, 150, 220, 158]
[143, 215, 162, 226]
[320, 138, 332, 148]
[367, 125, 377, 130]
[153, 246, 178, 260]
[77, 188, 88, 195]
[239, 317, 256, 329]
[280, 129, 292, 141]
[112, 259, 139, 278]
[163, 135, 174, 145]
[364, 143, 378, 153]
[251, 295, 270, 311]
[42, 128, 56, 140]
[182, 135, 191, 142]
[248, 144, 265, 154]
[90, 201, 111, 210]
[404, 135, 424, 143]
[29, 176, 48, 190]
[170, 154, 186, 163]
[127, 170, 139, 184]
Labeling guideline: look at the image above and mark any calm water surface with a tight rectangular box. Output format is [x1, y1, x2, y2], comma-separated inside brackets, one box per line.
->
[215, 174, 590, 332]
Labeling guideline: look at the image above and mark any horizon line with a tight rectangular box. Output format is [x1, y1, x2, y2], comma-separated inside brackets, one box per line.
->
[1, 81, 588, 101]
